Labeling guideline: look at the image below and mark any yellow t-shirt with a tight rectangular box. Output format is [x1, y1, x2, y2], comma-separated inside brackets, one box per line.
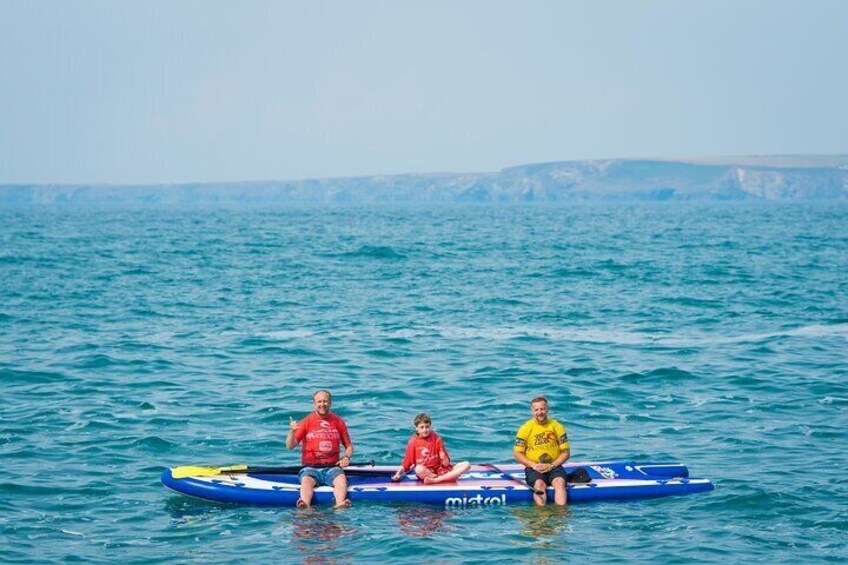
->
[514, 418, 569, 464]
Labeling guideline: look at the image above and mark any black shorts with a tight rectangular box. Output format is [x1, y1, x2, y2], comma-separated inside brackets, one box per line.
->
[525, 466, 568, 487]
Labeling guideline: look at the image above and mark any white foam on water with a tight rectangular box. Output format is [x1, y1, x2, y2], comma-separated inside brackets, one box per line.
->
[188, 322, 848, 348]
[819, 396, 848, 405]
[430, 323, 848, 347]
[433, 325, 653, 344]
[262, 330, 316, 340]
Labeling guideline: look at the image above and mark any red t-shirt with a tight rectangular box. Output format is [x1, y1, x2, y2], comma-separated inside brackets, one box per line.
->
[292, 412, 351, 466]
[401, 432, 451, 474]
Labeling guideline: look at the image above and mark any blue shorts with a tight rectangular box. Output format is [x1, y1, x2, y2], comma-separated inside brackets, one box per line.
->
[298, 466, 344, 487]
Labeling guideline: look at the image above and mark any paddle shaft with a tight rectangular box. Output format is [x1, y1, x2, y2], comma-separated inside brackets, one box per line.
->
[238, 459, 376, 475]
[171, 459, 388, 479]
[484, 463, 545, 495]
[236, 460, 380, 475]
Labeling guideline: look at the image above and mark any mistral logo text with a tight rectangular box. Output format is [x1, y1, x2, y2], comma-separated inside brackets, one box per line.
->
[444, 493, 507, 508]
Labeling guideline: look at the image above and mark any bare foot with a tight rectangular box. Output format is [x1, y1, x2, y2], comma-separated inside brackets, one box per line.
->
[296, 498, 310, 508]
[423, 476, 438, 485]
[333, 499, 351, 509]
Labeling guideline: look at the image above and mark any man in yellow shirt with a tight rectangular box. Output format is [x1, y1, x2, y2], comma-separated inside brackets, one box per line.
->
[513, 396, 570, 505]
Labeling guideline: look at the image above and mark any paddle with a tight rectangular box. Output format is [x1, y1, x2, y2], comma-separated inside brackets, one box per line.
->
[484, 463, 545, 495]
[171, 460, 383, 479]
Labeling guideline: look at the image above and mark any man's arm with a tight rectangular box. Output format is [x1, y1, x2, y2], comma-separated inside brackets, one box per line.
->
[514, 427, 544, 470]
[338, 422, 354, 467]
[286, 418, 300, 450]
[514, 428, 532, 468]
[516, 450, 555, 472]
[338, 441, 354, 467]
[551, 423, 570, 468]
[551, 448, 570, 468]
[514, 450, 536, 468]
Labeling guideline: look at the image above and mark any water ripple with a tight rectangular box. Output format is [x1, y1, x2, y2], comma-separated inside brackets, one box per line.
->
[1, 204, 846, 563]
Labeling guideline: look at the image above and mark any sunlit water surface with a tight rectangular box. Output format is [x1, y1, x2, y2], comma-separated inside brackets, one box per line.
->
[1, 203, 846, 563]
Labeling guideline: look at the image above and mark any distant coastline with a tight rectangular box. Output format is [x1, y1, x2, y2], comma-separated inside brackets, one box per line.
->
[2, 155, 847, 207]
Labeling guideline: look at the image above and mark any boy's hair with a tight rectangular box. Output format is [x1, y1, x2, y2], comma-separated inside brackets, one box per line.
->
[413, 413, 431, 427]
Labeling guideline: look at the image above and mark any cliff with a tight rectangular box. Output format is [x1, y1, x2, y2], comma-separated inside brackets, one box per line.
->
[2, 156, 846, 206]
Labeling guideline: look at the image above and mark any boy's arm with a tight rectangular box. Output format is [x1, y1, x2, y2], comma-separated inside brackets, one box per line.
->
[391, 465, 406, 481]
[438, 437, 450, 465]
[392, 438, 415, 479]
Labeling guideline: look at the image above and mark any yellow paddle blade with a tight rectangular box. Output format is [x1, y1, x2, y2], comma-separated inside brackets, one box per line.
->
[171, 464, 248, 479]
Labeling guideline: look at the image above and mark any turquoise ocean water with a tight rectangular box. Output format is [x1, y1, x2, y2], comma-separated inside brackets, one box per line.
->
[1, 204, 846, 563]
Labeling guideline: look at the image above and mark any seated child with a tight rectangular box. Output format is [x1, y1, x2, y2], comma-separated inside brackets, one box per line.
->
[390, 413, 471, 484]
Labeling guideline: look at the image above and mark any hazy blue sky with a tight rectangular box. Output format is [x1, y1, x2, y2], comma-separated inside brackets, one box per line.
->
[1, 1, 846, 184]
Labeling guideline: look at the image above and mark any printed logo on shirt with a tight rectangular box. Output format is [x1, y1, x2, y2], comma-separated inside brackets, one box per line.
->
[514, 438, 526, 448]
[306, 419, 341, 441]
[318, 441, 333, 452]
[533, 432, 555, 446]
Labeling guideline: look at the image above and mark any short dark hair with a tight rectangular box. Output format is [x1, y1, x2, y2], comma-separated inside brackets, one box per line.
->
[530, 396, 548, 406]
[414, 413, 431, 427]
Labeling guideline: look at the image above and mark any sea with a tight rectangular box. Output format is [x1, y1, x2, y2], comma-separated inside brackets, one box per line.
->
[1, 203, 846, 564]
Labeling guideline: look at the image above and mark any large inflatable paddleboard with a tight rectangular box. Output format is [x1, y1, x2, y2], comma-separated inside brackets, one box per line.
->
[162, 460, 713, 507]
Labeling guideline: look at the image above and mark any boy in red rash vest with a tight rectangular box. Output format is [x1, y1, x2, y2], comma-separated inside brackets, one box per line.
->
[390, 413, 471, 484]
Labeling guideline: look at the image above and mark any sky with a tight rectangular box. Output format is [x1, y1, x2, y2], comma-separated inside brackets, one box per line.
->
[1, 0, 846, 184]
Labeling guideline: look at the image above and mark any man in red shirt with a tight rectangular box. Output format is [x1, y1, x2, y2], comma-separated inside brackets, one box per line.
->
[286, 390, 354, 508]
